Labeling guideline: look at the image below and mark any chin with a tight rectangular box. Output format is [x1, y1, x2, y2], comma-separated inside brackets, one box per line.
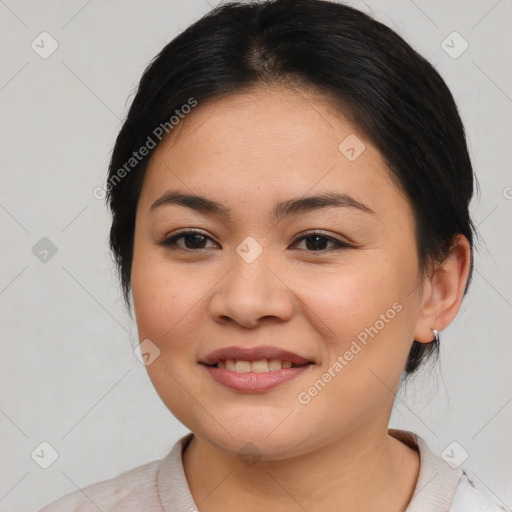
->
[189, 417, 317, 461]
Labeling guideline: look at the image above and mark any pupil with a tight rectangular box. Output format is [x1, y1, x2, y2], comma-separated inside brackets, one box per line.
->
[185, 234, 206, 249]
[182, 234, 328, 250]
[305, 235, 327, 251]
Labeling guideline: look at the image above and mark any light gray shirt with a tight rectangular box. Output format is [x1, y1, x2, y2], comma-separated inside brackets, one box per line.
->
[39, 429, 508, 511]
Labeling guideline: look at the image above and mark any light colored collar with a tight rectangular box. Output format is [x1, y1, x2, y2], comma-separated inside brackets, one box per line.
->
[389, 429, 463, 512]
[157, 430, 463, 511]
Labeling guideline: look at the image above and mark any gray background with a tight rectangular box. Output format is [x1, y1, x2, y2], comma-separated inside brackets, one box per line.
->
[0, 0, 510, 510]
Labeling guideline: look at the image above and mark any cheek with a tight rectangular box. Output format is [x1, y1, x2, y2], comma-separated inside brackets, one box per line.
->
[303, 257, 418, 379]
[300, 260, 405, 336]
[131, 244, 226, 364]
[132, 262, 198, 344]
[131, 237, 187, 341]
[130, 252, 209, 427]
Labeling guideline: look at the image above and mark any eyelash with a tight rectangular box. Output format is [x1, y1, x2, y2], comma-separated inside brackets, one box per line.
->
[157, 229, 352, 253]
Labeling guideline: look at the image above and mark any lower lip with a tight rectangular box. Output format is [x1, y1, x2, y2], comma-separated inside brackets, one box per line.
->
[201, 364, 313, 392]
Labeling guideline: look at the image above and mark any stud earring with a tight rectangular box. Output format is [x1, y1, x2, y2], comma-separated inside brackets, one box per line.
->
[432, 329, 440, 343]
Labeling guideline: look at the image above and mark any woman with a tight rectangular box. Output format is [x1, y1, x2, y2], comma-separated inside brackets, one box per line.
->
[40, 0, 507, 510]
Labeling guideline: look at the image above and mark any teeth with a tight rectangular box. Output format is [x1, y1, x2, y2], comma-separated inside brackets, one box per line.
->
[268, 358, 282, 371]
[217, 359, 297, 372]
[235, 360, 251, 373]
[251, 360, 270, 373]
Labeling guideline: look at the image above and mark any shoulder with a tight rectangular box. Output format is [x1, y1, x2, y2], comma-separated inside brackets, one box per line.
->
[450, 473, 511, 512]
[389, 429, 510, 512]
[38, 458, 162, 512]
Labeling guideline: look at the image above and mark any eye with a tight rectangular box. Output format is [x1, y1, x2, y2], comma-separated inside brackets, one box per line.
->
[158, 229, 218, 251]
[291, 231, 351, 252]
[158, 229, 351, 252]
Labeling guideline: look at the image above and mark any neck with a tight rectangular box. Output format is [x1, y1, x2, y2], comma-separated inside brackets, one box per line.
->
[182, 426, 419, 512]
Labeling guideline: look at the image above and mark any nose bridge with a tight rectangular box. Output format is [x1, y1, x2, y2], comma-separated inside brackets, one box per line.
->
[209, 240, 293, 327]
[231, 242, 273, 291]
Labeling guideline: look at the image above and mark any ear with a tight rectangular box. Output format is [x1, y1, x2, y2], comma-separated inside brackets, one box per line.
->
[413, 235, 472, 343]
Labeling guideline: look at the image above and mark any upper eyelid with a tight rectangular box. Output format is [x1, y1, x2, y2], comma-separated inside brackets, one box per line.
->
[161, 229, 219, 247]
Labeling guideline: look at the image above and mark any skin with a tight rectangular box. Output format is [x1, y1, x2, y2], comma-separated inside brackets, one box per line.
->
[131, 85, 471, 511]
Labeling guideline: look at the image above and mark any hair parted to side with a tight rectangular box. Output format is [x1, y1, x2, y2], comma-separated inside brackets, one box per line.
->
[106, 0, 477, 376]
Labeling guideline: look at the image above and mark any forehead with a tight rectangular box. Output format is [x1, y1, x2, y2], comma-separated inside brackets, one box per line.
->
[139, 86, 410, 223]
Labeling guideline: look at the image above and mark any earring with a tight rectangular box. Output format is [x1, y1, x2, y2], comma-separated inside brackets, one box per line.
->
[432, 329, 440, 343]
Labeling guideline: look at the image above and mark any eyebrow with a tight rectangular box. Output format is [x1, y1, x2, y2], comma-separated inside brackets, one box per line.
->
[149, 189, 375, 221]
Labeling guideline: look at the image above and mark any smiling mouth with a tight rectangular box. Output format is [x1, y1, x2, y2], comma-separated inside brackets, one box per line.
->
[202, 359, 313, 372]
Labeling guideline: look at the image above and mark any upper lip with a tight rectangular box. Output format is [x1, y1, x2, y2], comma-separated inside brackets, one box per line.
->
[200, 345, 314, 366]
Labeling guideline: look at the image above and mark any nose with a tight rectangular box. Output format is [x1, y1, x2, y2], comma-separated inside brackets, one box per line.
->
[208, 251, 294, 328]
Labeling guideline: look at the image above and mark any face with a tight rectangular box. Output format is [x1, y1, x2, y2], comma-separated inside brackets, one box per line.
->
[131, 85, 425, 459]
